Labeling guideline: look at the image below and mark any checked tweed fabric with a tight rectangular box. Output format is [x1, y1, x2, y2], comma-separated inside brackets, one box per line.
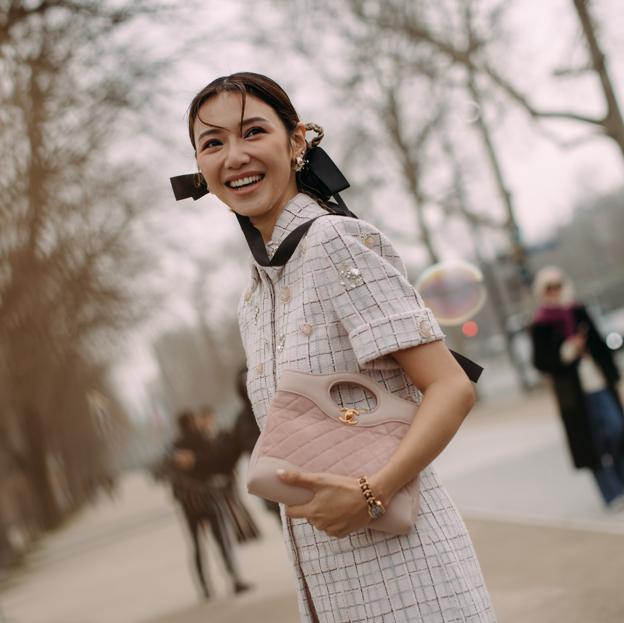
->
[238, 193, 496, 622]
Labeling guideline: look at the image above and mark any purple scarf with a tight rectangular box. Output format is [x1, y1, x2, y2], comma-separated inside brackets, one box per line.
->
[533, 304, 577, 338]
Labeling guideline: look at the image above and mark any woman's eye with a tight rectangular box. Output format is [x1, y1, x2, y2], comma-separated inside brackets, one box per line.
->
[245, 127, 265, 138]
[201, 139, 222, 151]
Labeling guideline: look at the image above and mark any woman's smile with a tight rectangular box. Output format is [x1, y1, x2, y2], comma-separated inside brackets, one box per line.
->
[224, 172, 266, 195]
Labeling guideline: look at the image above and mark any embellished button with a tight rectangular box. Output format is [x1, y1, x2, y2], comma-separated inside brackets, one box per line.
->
[301, 323, 313, 336]
[266, 240, 278, 258]
[339, 264, 364, 289]
[254, 306, 260, 321]
[280, 286, 291, 303]
[244, 279, 258, 302]
[255, 362, 264, 374]
[418, 317, 433, 339]
[361, 234, 375, 248]
[276, 335, 286, 353]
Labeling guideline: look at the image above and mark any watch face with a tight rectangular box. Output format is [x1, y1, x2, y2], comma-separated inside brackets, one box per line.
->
[369, 502, 385, 520]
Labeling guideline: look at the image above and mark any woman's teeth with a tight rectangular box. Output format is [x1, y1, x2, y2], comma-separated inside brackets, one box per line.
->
[228, 175, 263, 189]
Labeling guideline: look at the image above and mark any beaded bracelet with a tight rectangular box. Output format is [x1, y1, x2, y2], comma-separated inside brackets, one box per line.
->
[358, 476, 386, 520]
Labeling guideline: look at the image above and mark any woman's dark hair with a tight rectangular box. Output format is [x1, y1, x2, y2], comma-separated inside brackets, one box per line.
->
[187, 72, 300, 151]
[176, 410, 196, 434]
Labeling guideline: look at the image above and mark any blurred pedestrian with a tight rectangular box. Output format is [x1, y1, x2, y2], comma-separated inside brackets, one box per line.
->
[177, 72, 495, 622]
[169, 410, 251, 598]
[197, 404, 218, 440]
[530, 266, 624, 511]
[197, 404, 261, 543]
[233, 367, 281, 521]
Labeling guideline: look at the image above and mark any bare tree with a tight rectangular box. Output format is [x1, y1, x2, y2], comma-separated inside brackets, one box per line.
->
[0, 0, 172, 529]
[344, 0, 624, 159]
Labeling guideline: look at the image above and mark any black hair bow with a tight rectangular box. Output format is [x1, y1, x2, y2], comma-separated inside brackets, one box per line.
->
[169, 146, 354, 216]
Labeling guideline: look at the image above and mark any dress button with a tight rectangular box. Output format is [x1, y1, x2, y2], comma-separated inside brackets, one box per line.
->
[419, 318, 433, 339]
[266, 240, 278, 258]
[276, 335, 286, 353]
[244, 280, 258, 302]
[280, 287, 291, 303]
[361, 234, 375, 248]
[301, 324, 313, 336]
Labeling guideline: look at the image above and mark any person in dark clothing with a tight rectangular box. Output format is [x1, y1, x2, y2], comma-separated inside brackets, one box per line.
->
[196, 404, 261, 544]
[530, 267, 624, 510]
[169, 410, 251, 598]
[233, 368, 281, 520]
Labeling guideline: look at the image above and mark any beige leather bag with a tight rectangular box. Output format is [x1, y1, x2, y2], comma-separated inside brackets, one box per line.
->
[246, 369, 420, 535]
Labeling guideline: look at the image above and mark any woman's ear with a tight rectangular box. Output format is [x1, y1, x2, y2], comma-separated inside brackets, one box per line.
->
[290, 121, 307, 157]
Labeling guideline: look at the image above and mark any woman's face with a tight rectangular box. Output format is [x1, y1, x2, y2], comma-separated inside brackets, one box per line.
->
[543, 280, 563, 305]
[193, 92, 305, 236]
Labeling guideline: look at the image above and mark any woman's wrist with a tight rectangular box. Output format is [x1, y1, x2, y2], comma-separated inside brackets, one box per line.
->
[368, 471, 399, 507]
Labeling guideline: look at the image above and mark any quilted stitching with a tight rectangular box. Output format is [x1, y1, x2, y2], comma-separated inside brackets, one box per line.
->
[259, 391, 419, 497]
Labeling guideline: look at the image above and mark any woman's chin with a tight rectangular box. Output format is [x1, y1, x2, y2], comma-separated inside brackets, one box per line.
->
[229, 201, 270, 219]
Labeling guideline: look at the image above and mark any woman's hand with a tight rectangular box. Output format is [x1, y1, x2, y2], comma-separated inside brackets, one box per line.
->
[279, 470, 371, 538]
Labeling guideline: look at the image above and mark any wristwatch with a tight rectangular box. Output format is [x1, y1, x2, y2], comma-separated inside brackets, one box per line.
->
[358, 476, 386, 520]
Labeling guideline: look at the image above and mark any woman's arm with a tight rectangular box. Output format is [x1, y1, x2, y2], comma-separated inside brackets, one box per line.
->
[370, 341, 475, 504]
[282, 341, 475, 537]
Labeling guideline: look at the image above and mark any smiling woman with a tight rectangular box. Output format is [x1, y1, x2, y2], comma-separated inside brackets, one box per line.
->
[176, 72, 496, 623]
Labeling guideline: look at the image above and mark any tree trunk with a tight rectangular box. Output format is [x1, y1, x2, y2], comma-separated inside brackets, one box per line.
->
[384, 89, 440, 264]
[22, 406, 61, 529]
[439, 126, 532, 390]
[572, 0, 624, 158]
[466, 73, 532, 293]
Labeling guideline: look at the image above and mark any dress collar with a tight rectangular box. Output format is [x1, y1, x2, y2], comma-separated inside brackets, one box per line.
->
[264, 193, 327, 257]
[248, 193, 327, 277]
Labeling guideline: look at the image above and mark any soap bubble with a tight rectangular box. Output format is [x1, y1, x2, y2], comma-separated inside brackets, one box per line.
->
[415, 260, 486, 326]
[456, 100, 481, 124]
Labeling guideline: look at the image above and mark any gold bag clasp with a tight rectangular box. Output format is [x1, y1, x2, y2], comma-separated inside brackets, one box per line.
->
[338, 407, 360, 425]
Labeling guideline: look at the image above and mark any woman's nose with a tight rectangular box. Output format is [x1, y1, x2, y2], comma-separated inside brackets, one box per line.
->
[224, 139, 251, 169]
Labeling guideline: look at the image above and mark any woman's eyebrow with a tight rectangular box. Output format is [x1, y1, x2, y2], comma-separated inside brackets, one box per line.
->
[241, 116, 270, 126]
[196, 116, 271, 143]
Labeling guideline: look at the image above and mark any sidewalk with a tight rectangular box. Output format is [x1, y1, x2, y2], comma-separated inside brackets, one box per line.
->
[1, 388, 623, 623]
[469, 516, 624, 623]
[141, 388, 624, 623]
[135, 515, 624, 623]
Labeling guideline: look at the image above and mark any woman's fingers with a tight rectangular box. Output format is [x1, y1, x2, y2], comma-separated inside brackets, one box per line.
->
[285, 503, 309, 519]
[277, 469, 324, 491]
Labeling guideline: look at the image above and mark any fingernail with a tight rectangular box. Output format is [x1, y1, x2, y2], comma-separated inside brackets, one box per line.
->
[276, 468, 286, 476]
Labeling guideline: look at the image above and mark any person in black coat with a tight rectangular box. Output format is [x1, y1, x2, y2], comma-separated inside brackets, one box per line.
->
[169, 411, 251, 598]
[530, 266, 624, 510]
[233, 367, 281, 520]
[196, 404, 260, 543]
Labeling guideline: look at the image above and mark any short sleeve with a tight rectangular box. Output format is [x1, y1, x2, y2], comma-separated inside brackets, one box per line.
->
[312, 217, 444, 368]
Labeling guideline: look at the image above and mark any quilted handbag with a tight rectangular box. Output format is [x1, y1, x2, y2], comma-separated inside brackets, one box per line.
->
[246, 369, 421, 535]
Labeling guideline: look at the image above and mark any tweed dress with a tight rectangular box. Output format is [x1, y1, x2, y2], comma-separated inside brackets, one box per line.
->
[238, 193, 496, 623]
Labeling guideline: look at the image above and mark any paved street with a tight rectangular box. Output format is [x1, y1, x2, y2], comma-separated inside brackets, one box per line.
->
[1, 388, 623, 623]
